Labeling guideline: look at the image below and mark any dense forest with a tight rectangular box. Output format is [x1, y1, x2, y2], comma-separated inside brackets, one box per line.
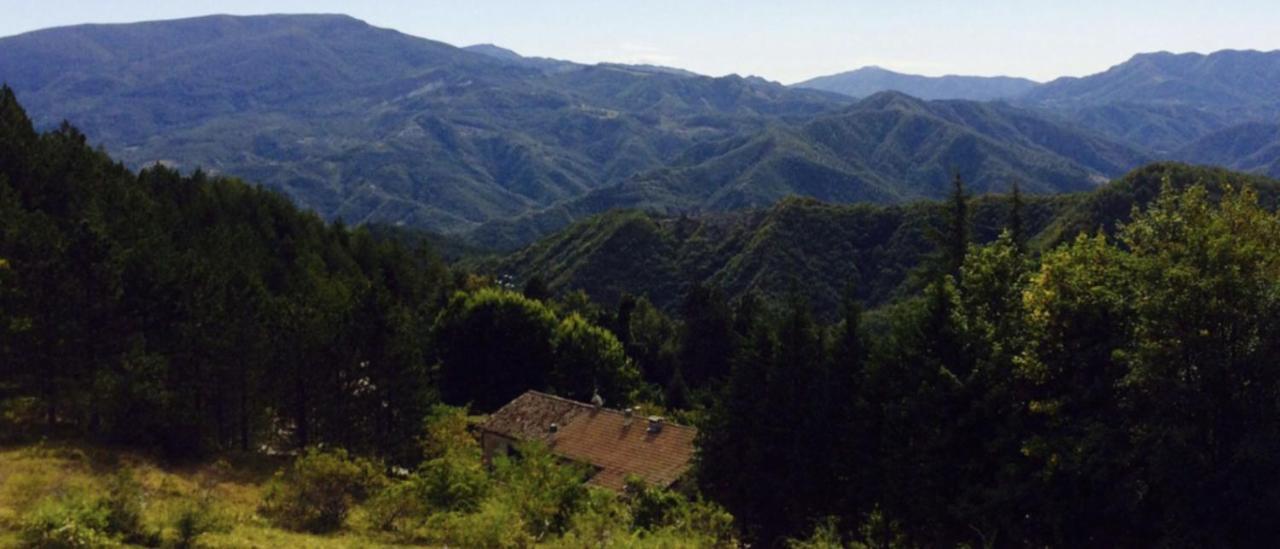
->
[7, 81, 1280, 548]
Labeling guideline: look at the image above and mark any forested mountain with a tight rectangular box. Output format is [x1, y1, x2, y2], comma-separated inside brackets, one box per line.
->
[469, 91, 1149, 250]
[1027, 50, 1280, 109]
[1175, 122, 1280, 178]
[490, 162, 1280, 317]
[794, 65, 1038, 100]
[0, 14, 844, 233]
[1023, 50, 1280, 152]
[10, 72, 1280, 547]
[10, 15, 1277, 246]
[0, 85, 453, 460]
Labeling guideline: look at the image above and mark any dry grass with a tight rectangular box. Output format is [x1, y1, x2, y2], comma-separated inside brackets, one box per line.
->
[0, 441, 410, 548]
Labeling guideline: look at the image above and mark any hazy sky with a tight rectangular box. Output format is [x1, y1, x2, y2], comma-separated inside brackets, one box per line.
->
[3, 0, 1279, 83]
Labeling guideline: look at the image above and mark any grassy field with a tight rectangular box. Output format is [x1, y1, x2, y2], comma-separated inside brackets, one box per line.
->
[0, 441, 413, 548]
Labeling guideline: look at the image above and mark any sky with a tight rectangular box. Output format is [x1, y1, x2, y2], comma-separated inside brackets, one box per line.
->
[2, 0, 1279, 84]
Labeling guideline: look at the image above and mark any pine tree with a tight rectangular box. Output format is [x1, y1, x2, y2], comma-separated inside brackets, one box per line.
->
[1008, 180, 1025, 252]
[946, 173, 971, 282]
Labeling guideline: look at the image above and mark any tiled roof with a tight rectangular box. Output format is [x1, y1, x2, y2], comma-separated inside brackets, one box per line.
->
[479, 391, 697, 491]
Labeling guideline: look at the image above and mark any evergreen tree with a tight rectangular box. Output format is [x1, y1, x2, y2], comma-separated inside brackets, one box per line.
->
[677, 283, 734, 388]
[1008, 179, 1025, 252]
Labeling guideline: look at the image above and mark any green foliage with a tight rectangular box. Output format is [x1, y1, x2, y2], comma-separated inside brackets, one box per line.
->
[551, 313, 641, 404]
[259, 448, 386, 533]
[495, 190, 1077, 319]
[102, 470, 151, 545]
[0, 90, 449, 458]
[15, 468, 157, 548]
[161, 497, 229, 549]
[19, 490, 118, 548]
[786, 517, 844, 549]
[416, 406, 489, 513]
[434, 288, 558, 411]
[491, 442, 589, 538]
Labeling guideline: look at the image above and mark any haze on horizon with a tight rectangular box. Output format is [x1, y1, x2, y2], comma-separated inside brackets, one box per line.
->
[3, 0, 1279, 84]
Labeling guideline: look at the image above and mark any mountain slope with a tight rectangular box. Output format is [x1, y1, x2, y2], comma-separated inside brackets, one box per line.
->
[489, 163, 1280, 317]
[468, 92, 1149, 250]
[1175, 122, 1280, 178]
[795, 66, 1038, 101]
[1027, 50, 1280, 108]
[0, 14, 846, 233]
[1024, 50, 1280, 151]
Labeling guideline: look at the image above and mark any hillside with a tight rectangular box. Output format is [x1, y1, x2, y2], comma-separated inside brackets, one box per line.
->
[795, 66, 1038, 100]
[5, 14, 1279, 244]
[1175, 122, 1280, 178]
[488, 162, 1280, 317]
[469, 92, 1149, 250]
[1027, 50, 1280, 109]
[1024, 50, 1280, 151]
[0, 14, 845, 233]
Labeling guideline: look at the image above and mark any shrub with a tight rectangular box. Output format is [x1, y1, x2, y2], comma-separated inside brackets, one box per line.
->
[492, 442, 588, 537]
[19, 490, 117, 548]
[428, 498, 532, 549]
[161, 498, 228, 549]
[259, 447, 386, 533]
[358, 479, 427, 533]
[103, 470, 152, 545]
[786, 517, 845, 549]
[417, 405, 489, 513]
[624, 477, 684, 531]
[621, 477, 736, 547]
[552, 488, 634, 548]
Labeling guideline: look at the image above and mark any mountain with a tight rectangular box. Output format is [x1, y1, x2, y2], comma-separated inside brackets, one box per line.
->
[1027, 50, 1280, 109]
[468, 91, 1149, 250]
[463, 43, 578, 73]
[1024, 50, 1280, 152]
[1175, 122, 1280, 178]
[7, 15, 1275, 242]
[0, 14, 846, 233]
[794, 66, 1038, 101]
[487, 163, 1280, 317]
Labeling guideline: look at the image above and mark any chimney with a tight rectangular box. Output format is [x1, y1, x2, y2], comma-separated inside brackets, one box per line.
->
[549, 422, 559, 433]
[647, 416, 664, 434]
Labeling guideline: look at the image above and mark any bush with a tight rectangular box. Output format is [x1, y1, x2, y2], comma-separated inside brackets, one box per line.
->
[19, 490, 118, 548]
[358, 479, 427, 533]
[492, 442, 588, 537]
[161, 498, 228, 549]
[621, 478, 736, 547]
[103, 470, 152, 545]
[259, 447, 386, 533]
[427, 498, 532, 549]
[417, 406, 489, 513]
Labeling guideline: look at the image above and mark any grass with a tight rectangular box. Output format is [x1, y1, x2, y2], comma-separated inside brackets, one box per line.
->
[0, 440, 411, 548]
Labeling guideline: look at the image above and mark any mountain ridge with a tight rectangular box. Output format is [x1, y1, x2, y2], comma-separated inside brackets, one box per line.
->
[0, 13, 847, 233]
[795, 65, 1039, 101]
[466, 91, 1150, 250]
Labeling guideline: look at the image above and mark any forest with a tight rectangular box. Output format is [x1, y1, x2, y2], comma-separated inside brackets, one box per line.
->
[5, 80, 1280, 548]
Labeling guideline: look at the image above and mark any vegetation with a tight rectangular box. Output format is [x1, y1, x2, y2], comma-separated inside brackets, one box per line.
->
[9, 82, 1280, 548]
[492, 162, 1280, 320]
[0, 14, 842, 234]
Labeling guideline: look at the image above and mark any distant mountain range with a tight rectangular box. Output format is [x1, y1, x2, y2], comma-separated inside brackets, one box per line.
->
[467, 91, 1148, 250]
[1023, 50, 1280, 153]
[794, 66, 1038, 101]
[2, 14, 1279, 250]
[0, 14, 844, 233]
[1176, 122, 1280, 178]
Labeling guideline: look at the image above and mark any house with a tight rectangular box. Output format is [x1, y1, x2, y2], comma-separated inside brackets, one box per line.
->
[477, 390, 697, 491]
